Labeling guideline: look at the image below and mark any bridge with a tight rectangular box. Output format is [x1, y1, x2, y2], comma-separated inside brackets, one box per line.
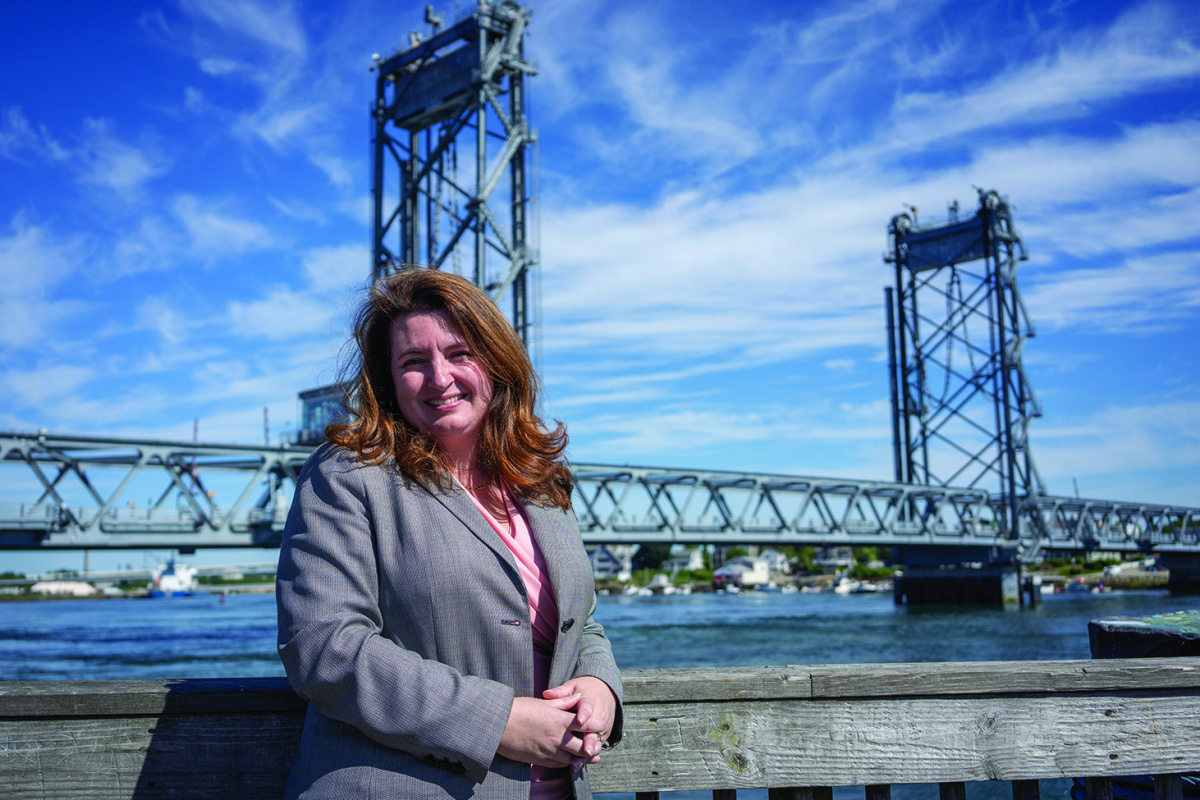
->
[3, 3, 1199, 602]
[2, 431, 1197, 562]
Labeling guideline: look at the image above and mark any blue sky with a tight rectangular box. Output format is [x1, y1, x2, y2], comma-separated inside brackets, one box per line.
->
[2, 0, 1200, 572]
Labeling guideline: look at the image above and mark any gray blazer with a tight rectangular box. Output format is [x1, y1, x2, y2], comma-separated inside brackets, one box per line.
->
[277, 443, 623, 800]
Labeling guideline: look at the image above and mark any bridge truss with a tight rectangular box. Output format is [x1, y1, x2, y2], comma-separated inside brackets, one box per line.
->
[2, 431, 1196, 555]
[371, 0, 539, 350]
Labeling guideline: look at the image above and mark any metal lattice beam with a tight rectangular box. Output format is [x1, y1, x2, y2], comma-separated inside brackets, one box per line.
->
[0, 432, 309, 549]
[3, 431, 1197, 553]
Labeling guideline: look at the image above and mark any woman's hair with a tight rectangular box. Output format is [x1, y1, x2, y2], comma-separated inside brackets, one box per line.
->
[326, 268, 573, 509]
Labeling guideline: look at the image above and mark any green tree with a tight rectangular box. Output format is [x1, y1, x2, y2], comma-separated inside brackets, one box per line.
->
[795, 547, 818, 573]
[632, 544, 672, 571]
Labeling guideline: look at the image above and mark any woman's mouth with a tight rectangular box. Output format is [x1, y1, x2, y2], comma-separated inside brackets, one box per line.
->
[427, 394, 465, 408]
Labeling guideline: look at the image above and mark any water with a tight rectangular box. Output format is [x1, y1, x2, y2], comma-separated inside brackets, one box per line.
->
[2, 588, 1197, 799]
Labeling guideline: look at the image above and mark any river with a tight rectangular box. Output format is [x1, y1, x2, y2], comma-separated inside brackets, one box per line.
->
[3, 587, 1197, 799]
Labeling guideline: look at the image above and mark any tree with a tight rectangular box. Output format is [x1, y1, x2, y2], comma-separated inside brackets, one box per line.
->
[632, 544, 672, 571]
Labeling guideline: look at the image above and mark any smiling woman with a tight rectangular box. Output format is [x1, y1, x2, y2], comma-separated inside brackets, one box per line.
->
[388, 310, 495, 472]
[276, 268, 622, 800]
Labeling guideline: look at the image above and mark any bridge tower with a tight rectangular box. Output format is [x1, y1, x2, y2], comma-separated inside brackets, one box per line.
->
[370, 1, 539, 352]
[885, 189, 1045, 551]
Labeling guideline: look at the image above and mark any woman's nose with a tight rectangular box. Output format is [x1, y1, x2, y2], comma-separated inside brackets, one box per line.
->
[427, 355, 453, 388]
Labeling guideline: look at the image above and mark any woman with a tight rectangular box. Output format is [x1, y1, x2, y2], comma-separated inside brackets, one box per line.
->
[277, 269, 622, 800]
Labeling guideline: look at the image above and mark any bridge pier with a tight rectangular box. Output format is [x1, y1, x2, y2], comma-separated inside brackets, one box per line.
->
[892, 547, 1020, 606]
[893, 566, 1020, 606]
[1160, 553, 1200, 594]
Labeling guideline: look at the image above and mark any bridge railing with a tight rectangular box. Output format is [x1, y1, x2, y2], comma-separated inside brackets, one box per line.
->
[0, 658, 1197, 799]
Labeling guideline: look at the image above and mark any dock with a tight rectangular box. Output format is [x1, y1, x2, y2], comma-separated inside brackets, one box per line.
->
[1, 657, 1197, 799]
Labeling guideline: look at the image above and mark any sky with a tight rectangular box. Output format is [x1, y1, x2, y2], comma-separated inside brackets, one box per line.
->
[2, 0, 1199, 574]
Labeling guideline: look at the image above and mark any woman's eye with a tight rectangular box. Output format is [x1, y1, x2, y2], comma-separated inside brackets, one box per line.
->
[449, 350, 471, 361]
[400, 358, 424, 369]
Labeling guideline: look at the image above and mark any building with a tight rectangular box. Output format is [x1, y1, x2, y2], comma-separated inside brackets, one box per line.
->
[665, 547, 705, 572]
[296, 383, 349, 446]
[713, 557, 771, 587]
[588, 545, 635, 581]
[30, 580, 96, 597]
[759, 548, 791, 574]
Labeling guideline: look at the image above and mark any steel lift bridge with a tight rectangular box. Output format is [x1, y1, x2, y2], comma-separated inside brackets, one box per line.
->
[1, 2, 1198, 577]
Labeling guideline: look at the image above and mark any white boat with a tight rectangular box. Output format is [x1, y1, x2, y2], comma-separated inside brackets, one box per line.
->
[149, 560, 199, 598]
[833, 577, 860, 594]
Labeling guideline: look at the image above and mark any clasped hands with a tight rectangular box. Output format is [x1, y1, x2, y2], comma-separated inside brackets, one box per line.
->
[497, 675, 616, 771]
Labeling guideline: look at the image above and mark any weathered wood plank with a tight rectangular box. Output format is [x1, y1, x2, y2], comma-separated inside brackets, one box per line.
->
[940, 780, 966, 800]
[866, 784, 891, 800]
[1085, 776, 1113, 800]
[620, 658, 1200, 704]
[1012, 778, 1040, 800]
[588, 691, 1200, 793]
[0, 713, 302, 800]
[1154, 774, 1183, 800]
[619, 667, 814, 703]
[0, 678, 304, 718]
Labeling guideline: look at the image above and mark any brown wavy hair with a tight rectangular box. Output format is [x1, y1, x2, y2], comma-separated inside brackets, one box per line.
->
[326, 268, 573, 510]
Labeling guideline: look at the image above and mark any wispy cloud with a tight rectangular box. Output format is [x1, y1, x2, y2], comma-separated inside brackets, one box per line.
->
[0, 107, 68, 164]
[75, 119, 171, 195]
[0, 214, 87, 350]
[171, 194, 274, 256]
[887, 2, 1200, 149]
[1024, 251, 1200, 333]
[181, 0, 307, 57]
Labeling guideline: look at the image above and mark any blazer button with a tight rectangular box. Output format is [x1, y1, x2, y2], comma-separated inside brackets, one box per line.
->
[560, 618, 575, 633]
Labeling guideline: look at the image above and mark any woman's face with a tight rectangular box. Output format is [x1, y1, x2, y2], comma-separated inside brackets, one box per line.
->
[389, 309, 494, 461]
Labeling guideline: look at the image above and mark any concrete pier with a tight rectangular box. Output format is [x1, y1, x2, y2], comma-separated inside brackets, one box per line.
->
[893, 564, 1020, 605]
[1161, 553, 1200, 594]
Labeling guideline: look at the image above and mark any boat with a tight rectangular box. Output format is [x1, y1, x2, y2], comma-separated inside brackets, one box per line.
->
[833, 577, 860, 594]
[149, 559, 199, 598]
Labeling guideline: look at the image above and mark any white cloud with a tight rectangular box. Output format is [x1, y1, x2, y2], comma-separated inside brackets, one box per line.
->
[0, 107, 67, 163]
[1034, 400, 1200, 503]
[171, 194, 274, 255]
[302, 243, 370, 293]
[181, 0, 307, 56]
[888, 2, 1200, 148]
[76, 118, 171, 195]
[136, 296, 187, 346]
[1024, 251, 1200, 333]
[0, 215, 86, 349]
[0, 364, 96, 408]
[226, 285, 337, 340]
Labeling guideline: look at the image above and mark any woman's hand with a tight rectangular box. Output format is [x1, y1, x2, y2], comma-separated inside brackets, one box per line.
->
[543, 676, 618, 770]
[497, 694, 599, 769]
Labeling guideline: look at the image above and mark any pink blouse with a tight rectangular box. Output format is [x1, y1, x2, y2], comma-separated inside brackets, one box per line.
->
[465, 483, 571, 800]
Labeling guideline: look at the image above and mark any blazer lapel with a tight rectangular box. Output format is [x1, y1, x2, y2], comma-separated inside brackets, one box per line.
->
[521, 500, 570, 603]
[521, 500, 582, 686]
[415, 478, 522, 577]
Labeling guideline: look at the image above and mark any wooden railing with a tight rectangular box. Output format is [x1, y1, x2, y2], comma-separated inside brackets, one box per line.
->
[1, 658, 1197, 799]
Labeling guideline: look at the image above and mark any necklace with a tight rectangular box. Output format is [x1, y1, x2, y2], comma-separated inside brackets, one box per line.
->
[459, 477, 492, 491]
